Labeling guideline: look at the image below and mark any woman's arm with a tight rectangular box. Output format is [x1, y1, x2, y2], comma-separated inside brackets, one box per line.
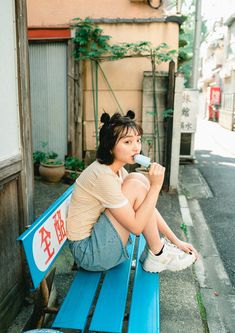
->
[109, 163, 165, 235]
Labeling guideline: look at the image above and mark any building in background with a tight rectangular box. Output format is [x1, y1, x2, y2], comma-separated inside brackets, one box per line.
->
[199, 1, 235, 131]
[219, 14, 235, 131]
[26, 0, 185, 189]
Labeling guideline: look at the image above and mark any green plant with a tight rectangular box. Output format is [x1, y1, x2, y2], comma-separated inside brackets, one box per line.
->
[33, 141, 59, 164]
[178, 1, 208, 87]
[163, 108, 174, 118]
[42, 159, 64, 166]
[196, 292, 206, 320]
[47, 151, 58, 159]
[180, 223, 188, 237]
[33, 150, 47, 164]
[70, 171, 79, 180]
[65, 156, 85, 171]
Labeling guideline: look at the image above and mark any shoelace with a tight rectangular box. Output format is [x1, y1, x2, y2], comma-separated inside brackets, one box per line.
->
[163, 238, 183, 254]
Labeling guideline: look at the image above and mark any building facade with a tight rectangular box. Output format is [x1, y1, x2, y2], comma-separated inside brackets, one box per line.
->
[26, 0, 184, 189]
[199, 13, 235, 131]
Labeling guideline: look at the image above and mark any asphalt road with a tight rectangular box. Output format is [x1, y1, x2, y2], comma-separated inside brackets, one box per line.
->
[195, 118, 235, 288]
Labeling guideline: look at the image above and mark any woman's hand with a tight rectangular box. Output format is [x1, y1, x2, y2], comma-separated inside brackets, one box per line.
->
[148, 163, 165, 189]
[175, 239, 199, 259]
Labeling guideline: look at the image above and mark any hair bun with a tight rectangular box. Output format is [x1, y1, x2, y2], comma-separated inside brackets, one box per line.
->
[126, 110, 135, 119]
[100, 112, 110, 124]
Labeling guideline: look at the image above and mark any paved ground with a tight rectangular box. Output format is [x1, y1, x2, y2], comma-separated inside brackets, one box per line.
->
[179, 163, 235, 333]
[195, 119, 235, 287]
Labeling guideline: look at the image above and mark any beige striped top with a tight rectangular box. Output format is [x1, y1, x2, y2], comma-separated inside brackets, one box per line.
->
[66, 160, 128, 241]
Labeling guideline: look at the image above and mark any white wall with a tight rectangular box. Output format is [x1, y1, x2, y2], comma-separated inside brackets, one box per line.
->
[0, 0, 20, 161]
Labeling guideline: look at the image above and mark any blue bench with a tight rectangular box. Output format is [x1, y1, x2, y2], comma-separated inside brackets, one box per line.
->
[18, 185, 160, 332]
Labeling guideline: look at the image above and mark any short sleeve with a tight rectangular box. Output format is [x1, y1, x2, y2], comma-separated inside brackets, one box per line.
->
[94, 173, 128, 208]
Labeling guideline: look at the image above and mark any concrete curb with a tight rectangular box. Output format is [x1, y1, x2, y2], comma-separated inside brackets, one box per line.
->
[178, 193, 235, 333]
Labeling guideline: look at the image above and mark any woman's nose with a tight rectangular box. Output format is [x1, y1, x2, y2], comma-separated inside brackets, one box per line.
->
[133, 142, 140, 151]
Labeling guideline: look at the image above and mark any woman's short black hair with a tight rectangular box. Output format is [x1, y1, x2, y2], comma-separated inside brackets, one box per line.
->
[96, 110, 143, 165]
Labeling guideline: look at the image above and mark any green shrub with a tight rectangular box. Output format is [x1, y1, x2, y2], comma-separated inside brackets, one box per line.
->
[65, 156, 85, 171]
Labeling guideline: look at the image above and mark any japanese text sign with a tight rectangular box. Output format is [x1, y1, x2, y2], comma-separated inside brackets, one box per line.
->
[181, 89, 198, 133]
[18, 185, 74, 288]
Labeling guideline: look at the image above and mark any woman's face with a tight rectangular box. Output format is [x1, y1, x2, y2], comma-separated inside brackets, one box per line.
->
[112, 128, 142, 165]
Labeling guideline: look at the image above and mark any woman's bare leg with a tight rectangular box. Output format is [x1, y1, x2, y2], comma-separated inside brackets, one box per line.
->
[105, 173, 164, 254]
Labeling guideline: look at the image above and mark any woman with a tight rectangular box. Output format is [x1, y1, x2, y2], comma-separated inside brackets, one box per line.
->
[66, 111, 198, 273]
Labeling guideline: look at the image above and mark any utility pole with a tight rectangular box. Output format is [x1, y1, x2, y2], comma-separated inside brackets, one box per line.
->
[191, 0, 202, 88]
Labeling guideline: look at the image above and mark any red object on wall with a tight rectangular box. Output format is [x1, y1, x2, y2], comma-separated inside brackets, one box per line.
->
[210, 87, 221, 106]
[28, 27, 71, 40]
[208, 87, 221, 121]
[208, 105, 219, 120]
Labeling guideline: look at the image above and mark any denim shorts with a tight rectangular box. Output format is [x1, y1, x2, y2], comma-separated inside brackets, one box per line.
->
[68, 213, 132, 271]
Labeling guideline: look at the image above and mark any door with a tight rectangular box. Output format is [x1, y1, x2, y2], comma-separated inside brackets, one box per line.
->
[29, 42, 67, 159]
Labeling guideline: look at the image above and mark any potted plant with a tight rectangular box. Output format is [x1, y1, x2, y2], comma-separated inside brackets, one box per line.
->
[33, 141, 64, 181]
[63, 156, 85, 184]
[33, 142, 57, 174]
[39, 157, 65, 183]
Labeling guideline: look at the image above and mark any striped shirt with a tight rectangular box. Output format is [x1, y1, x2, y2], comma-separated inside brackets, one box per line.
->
[66, 160, 128, 240]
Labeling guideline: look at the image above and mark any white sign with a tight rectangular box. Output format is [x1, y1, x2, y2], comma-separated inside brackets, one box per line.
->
[32, 197, 70, 271]
[181, 89, 198, 133]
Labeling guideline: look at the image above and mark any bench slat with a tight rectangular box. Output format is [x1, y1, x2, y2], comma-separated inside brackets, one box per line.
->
[89, 235, 136, 333]
[128, 235, 160, 333]
[52, 269, 102, 332]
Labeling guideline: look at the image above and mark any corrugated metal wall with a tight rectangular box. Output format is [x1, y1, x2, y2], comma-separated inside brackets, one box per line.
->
[29, 42, 67, 159]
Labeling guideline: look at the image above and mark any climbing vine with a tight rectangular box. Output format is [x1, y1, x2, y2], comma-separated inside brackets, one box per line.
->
[71, 17, 176, 161]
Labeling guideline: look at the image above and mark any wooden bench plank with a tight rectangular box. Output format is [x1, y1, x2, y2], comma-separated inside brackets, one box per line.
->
[52, 269, 102, 332]
[128, 235, 160, 333]
[89, 236, 136, 333]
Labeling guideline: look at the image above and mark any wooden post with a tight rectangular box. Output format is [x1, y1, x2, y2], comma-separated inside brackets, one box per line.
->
[163, 60, 175, 191]
[67, 40, 83, 159]
[75, 60, 83, 160]
[15, 0, 34, 228]
[67, 40, 76, 156]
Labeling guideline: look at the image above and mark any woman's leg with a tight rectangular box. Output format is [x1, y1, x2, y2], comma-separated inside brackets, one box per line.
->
[105, 173, 164, 254]
[106, 172, 196, 272]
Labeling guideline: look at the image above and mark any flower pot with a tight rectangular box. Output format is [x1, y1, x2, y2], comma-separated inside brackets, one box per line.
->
[39, 162, 65, 183]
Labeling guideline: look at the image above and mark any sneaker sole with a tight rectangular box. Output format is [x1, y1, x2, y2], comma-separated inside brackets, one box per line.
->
[142, 257, 196, 273]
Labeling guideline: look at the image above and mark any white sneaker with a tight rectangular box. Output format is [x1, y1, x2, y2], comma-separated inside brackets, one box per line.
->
[140, 239, 196, 273]
[139, 238, 180, 264]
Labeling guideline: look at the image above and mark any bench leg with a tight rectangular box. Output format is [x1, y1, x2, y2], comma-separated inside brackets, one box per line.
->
[23, 268, 58, 330]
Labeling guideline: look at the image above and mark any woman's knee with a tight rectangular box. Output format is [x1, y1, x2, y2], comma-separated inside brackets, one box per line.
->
[124, 172, 150, 190]
[122, 174, 149, 208]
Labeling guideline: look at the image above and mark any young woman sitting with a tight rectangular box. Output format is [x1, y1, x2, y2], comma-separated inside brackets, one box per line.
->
[66, 111, 198, 273]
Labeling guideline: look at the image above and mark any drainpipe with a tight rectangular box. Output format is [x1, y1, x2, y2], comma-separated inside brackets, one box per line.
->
[176, 0, 183, 14]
